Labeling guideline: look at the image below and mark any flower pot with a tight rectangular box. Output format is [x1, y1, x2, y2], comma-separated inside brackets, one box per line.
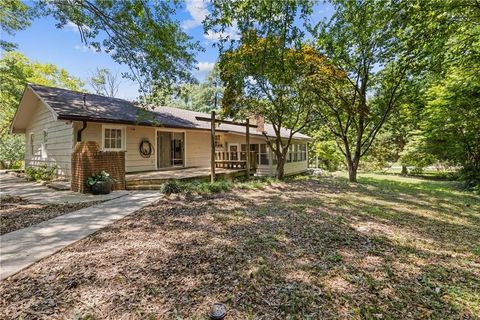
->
[91, 179, 113, 195]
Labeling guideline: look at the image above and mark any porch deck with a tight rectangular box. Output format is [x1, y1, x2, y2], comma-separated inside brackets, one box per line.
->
[125, 167, 247, 189]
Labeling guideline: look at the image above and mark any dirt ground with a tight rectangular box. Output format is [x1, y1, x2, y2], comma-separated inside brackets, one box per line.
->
[0, 174, 479, 319]
[0, 195, 103, 235]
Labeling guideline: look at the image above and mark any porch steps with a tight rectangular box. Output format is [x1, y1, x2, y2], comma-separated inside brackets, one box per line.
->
[126, 184, 164, 191]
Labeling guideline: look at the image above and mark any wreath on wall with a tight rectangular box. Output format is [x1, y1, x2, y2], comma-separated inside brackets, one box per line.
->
[139, 139, 154, 158]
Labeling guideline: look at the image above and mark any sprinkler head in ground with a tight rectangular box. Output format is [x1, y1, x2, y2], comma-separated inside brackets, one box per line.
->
[210, 303, 227, 320]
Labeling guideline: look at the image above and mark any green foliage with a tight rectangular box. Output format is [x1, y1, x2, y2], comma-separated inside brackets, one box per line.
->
[161, 177, 273, 195]
[0, 52, 84, 168]
[152, 65, 224, 113]
[161, 180, 182, 195]
[0, 0, 32, 51]
[87, 67, 121, 97]
[25, 164, 56, 182]
[86, 171, 112, 187]
[206, 0, 316, 179]
[36, 0, 201, 99]
[0, 51, 84, 136]
[0, 134, 24, 168]
[309, 0, 439, 182]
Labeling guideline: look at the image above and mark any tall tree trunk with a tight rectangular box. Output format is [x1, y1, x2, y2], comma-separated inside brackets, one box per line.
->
[276, 155, 285, 180]
[347, 158, 358, 182]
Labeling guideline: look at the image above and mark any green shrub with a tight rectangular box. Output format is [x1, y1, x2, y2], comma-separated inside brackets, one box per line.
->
[86, 171, 114, 188]
[410, 167, 424, 175]
[162, 180, 182, 194]
[25, 164, 56, 181]
[458, 164, 480, 192]
[206, 180, 232, 193]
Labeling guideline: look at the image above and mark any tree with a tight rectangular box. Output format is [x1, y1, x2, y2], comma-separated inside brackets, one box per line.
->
[0, 0, 32, 51]
[146, 65, 223, 113]
[309, 0, 444, 182]
[33, 0, 201, 99]
[421, 67, 480, 187]
[88, 67, 121, 97]
[220, 35, 338, 179]
[206, 0, 318, 179]
[365, 79, 426, 174]
[0, 52, 84, 168]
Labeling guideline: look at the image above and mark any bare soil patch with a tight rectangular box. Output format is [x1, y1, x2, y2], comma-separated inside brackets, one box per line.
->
[0, 175, 479, 319]
[0, 195, 103, 235]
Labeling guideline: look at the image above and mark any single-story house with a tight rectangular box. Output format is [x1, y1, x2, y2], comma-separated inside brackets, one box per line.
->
[10, 84, 311, 180]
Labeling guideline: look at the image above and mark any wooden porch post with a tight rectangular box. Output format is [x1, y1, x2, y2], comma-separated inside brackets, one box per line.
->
[246, 118, 250, 179]
[211, 110, 216, 183]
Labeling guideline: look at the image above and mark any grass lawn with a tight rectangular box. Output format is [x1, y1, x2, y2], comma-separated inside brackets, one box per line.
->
[1, 174, 479, 319]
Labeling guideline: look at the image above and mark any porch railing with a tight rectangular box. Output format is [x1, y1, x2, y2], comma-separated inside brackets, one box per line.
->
[215, 151, 257, 170]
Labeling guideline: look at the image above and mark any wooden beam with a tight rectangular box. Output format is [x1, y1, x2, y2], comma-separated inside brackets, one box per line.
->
[210, 111, 216, 183]
[196, 116, 258, 128]
[246, 118, 250, 179]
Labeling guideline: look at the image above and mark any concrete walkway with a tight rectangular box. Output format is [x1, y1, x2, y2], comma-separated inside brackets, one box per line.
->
[0, 191, 163, 280]
[0, 173, 128, 204]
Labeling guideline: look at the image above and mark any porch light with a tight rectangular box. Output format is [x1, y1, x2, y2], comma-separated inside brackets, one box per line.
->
[209, 303, 227, 320]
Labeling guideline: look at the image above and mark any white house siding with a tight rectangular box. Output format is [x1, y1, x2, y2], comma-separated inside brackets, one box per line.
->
[77, 122, 157, 173]
[125, 126, 156, 172]
[25, 100, 74, 177]
[184, 130, 211, 167]
[284, 160, 308, 175]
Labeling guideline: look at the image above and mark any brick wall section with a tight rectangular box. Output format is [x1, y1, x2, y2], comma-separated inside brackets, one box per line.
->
[71, 142, 126, 193]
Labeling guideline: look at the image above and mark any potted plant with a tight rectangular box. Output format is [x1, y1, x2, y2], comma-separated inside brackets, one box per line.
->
[86, 171, 114, 194]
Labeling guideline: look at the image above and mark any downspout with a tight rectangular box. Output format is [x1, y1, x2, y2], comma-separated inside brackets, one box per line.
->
[77, 120, 87, 142]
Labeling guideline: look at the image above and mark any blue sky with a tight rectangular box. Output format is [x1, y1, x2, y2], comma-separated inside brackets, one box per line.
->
[4, 1, 332, 101]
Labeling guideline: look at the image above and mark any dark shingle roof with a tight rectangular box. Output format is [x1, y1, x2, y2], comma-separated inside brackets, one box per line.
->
[29, 84, 311, 140]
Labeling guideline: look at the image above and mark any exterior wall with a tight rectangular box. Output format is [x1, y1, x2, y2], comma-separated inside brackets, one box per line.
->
[74, 121, 309, 176]
[284, 160, 308, 176]
[184, 130, 211, 167]
[25, 100, 74, 177]
[76, 122, 157, 173]
[126, 126, 156, 172]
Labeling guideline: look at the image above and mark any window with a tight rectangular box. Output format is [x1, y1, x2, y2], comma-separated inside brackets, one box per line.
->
[259, 143, 269, 165]
[103, 127, 123, 150]
[41, 130, 48, 159]
[30, 133, 34, 156]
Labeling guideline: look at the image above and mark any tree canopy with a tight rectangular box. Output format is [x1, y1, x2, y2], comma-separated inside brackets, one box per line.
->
[0, 52, 84, 168]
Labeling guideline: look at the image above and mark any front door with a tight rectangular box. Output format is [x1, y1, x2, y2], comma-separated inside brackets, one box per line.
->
[157, 131, 185, 169]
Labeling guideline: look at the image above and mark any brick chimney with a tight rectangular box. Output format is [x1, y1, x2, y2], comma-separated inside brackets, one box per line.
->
[250, 115, 265, 133]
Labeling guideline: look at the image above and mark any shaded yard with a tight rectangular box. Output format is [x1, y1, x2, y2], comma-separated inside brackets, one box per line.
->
[0, 174, 479, 319]
[0, 195, 103, 235]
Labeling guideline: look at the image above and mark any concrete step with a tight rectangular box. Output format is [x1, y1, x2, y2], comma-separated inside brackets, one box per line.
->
[126, 184, 164, 191]
[126, 179, 169, 186]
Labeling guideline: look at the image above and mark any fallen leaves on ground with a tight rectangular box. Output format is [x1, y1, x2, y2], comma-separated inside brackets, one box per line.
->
[0, 174, 479, 319]
[0, 195, 104, 235]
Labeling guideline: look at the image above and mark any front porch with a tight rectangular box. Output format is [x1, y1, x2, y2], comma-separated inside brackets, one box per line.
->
[125, 167, 248, 190]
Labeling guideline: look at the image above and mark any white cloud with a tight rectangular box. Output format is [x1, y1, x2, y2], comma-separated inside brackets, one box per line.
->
[65, 21, 80, 33]
[204, 22, 240, 42]
[74, 44, 99, 54]
[182, 0, 209, 30]
[65, 21, 91, 33]
[197, 61, 215, 74]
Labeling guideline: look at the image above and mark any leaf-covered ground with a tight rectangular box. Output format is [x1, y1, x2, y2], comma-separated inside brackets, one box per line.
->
[1, 174, 479, 319]
[0, 195, 103, 235]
